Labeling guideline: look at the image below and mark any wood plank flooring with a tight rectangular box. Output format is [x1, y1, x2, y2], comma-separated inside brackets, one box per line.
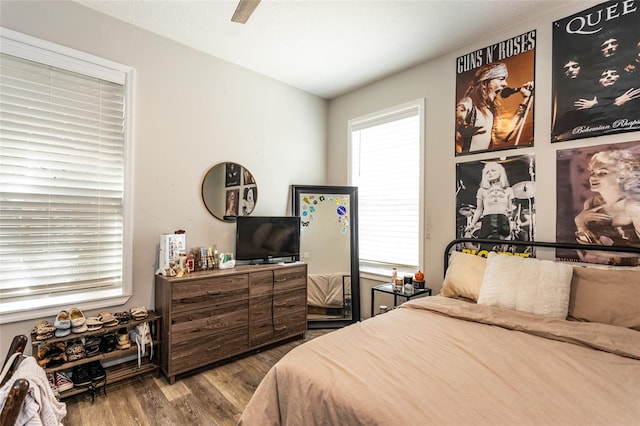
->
[61, 329, 331, 426]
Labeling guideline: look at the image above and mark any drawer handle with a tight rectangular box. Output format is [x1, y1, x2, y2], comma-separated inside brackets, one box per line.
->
[275, 325, 287, 331]
[207, 290, 221, 295]
[207, 344, 221, 351]
[275, 278, 287, 282]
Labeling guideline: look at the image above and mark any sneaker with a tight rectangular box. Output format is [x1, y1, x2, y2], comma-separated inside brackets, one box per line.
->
[55, 371, 74, 392]
[72, 364, 92, 387]
[47, 372, 59, 396]
[88, 361, 106, 382]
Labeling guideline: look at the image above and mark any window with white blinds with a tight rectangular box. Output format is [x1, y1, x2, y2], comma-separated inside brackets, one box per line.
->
[349, 99, 424, 273]
[0, 28, 133, 322]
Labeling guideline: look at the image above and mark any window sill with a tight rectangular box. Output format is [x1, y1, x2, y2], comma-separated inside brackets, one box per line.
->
[360, 264, 420, 283]
[0, 290, 132, 325]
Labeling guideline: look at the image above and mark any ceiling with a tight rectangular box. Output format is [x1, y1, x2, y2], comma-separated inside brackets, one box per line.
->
[75, 0, 570, 99]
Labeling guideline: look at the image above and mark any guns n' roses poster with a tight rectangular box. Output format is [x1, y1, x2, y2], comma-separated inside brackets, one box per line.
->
[455, 31, 536, 156]
[455, 154, 536, 257]
[551, 1, 640, 142]
[556, 141, 640, 265]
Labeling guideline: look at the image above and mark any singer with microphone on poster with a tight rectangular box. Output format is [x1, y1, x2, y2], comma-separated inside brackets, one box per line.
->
[455, 62, 534, 154]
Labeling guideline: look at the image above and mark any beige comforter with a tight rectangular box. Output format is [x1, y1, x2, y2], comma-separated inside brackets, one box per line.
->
[239, 296, 640, 426]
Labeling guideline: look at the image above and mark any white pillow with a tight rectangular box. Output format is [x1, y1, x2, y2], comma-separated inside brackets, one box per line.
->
[477, 252, 573, 319]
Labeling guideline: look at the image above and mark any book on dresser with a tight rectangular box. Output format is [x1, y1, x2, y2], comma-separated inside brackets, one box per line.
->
[154, 262, 307, 384]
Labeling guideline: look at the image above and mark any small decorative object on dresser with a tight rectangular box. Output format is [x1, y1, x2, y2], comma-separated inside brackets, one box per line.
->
[155, 263, 307, 384]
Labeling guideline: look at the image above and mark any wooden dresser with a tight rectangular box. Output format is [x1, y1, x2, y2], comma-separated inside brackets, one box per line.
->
[154, 263, 307, 383]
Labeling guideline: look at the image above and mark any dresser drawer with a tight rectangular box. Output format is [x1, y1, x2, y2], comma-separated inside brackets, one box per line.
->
[273, 265, 307, 292]
[170, 325, 249, 375]
[172, 274, 249, 314]
[171, 299, 249, 345]
[250, 308, 306, 348]
[250, 266, 306, 296]
[250, 288, 306, 323]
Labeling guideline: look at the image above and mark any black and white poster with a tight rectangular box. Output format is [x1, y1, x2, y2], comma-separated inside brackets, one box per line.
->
[456, 154, 536, 257]
[551, 1, 640, 142]
[455, 31, 536, 156]
[556, 141, 640, 264]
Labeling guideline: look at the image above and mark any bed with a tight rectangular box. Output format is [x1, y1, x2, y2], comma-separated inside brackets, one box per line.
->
[239, 239, 640, 426]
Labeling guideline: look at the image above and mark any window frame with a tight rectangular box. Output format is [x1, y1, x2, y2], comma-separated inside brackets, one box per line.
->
[347, 99, 425, 279]
[0, 27, 135, 324]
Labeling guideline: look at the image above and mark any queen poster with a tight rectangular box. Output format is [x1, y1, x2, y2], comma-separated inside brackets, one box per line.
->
[455, 31, 536, 156]
[556, 141, 640, 265]
[455, 154, 536, 257]
[551, 1, 640, 142]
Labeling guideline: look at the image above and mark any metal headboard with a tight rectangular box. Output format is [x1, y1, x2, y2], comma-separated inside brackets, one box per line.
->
[444, 238, 640, 277]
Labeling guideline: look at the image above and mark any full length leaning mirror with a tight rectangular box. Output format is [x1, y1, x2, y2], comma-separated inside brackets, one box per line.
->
[292, 185, 360, 328]
[202, 162, 257, 222]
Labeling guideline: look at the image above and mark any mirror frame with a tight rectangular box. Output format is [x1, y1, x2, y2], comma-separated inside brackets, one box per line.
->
[292, 185, 360, 329]
[201, 162, 257, 222]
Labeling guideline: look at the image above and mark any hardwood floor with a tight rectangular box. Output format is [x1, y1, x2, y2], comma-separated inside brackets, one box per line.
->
[61, 330, 332, 426]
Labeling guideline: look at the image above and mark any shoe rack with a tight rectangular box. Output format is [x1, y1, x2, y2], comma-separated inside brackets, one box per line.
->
[30, 312, 161, 400]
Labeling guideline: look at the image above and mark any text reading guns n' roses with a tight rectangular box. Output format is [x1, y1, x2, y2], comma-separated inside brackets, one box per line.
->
[456, 31, 536, 75]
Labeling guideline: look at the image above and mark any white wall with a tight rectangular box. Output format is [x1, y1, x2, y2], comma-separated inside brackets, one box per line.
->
[327, 0, 640, 318]
[0, 1, 327, 356]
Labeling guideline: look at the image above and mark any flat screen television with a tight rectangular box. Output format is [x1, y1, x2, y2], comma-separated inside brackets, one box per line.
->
[235, 216, 301, 263]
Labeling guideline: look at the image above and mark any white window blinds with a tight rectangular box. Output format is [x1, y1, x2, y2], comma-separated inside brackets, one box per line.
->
[0, 28, 132, 321]
[349, 100, 424, 271]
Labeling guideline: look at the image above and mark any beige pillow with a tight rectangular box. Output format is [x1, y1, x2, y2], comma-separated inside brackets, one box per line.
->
[569, 265, 640, 330]
[477, 253, 573, 319]
[440, 251, 487, 301]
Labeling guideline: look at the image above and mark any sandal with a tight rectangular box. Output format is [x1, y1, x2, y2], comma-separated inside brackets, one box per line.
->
[86, 317, 103, 331]
[130, 306, 148, 320]
[114, 311, 131, 325]
[65, 339, 86, 361]
[98, 311, 119, 327]
[33, 320, 56, 338]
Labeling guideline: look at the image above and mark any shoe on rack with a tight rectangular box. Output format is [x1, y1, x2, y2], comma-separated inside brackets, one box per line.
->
[84, 336, 102, 357]
[54, 310, 71, 330]
[88, 361, 106, 382]
[69, 307, 86, 327]
[54, 327, 71, 338]
[114, 311, 131, 325]
[98, 311, 119, 328]
[55, 371, 74, 392]
[65, 339, 86, 362]
[33, 320, 56, 340]
[86, 316, 103, 332]
[116, 328, 131, 350]
[130, 306, 148, 321]
[47, 372, 59, 397]
[71, 323, 88, 334]
[72, 364, 92, 387]
[100, 332, 117, 353]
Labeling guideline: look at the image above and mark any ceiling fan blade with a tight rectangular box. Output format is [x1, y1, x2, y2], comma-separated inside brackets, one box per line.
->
[231, 0, 262, 24]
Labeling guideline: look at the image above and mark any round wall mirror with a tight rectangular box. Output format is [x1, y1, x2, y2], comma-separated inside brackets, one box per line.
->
[202, 162, 258, 221]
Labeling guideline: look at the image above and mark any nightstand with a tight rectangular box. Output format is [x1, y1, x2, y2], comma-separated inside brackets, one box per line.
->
[370, 283, 432, 316]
